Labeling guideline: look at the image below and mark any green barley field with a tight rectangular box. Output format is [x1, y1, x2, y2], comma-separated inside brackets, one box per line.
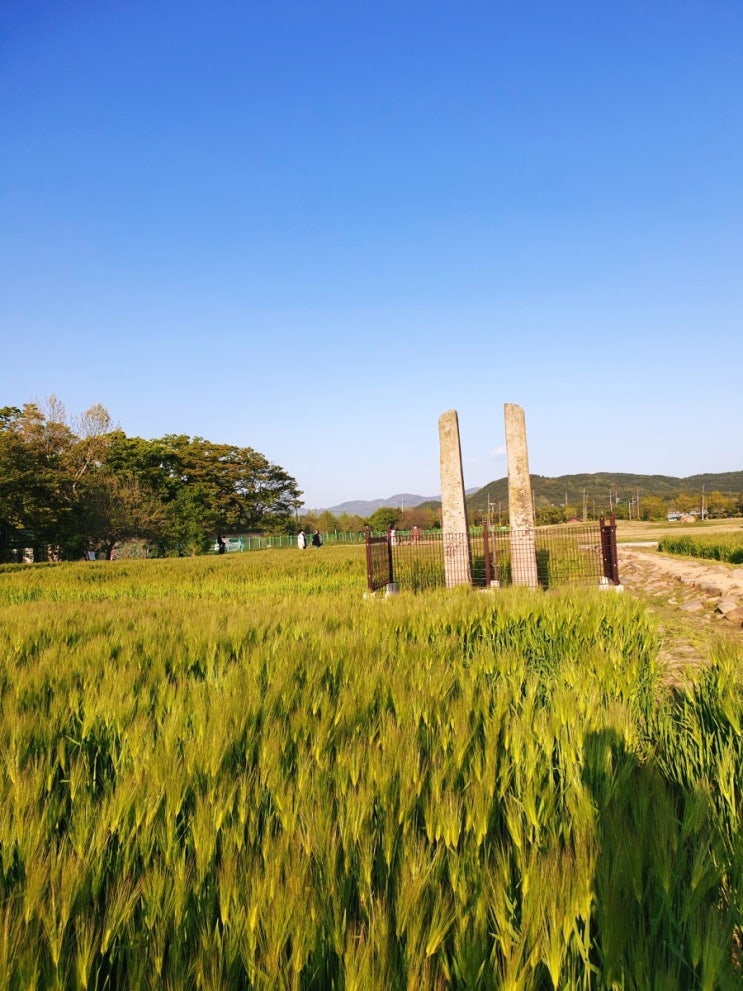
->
[0, 545, 741, 990]
[658, 532, 743, 565]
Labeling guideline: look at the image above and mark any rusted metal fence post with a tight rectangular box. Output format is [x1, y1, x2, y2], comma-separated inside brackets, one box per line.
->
[482, 521, 492, 587]
[386, 527, 396, 594]
[599, 514, 620, 584]
[364, 527, 374, 591]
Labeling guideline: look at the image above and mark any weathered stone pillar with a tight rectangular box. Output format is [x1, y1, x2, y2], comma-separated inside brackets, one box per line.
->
[504, 403, 539, 587]
[438, 409, 472, 588]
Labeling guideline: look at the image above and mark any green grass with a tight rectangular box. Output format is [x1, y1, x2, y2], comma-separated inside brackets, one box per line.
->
[658, 532, 743, 564]
[0, 546, 741, 989]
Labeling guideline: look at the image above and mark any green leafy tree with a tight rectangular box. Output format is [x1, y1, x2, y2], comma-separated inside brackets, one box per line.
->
[300, 510, 321, 532]
[0, 398, 124, 558]
[419, 506, 441, 530]
[14, 397, 74, 461]
[0, 399, 302, 557]
[367, 507, 399, 532]
[0, 407, 37, 557]
[674, 492, 697, 514]
[397, 506, 439, 531]
[65, 403, 114, 492]
[0, 403, 72, 558]
[337, 512, 366, 533]
[316, 510, 339, 533]
[107, 432, 302, 549]
[161, 483, 217, 556]
[106, 433, 174, 498]
[706, 490, 734, 518]
[155, 435, 301, 537]
[537, 505, 564, 525]
[72, 473, 167, 559]
[639, 495, 667, 521]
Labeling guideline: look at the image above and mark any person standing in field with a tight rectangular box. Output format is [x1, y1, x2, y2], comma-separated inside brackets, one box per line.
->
[217, 534, 226, 555]
[298, 528, 307, 549]
[311, 529, 322, 548]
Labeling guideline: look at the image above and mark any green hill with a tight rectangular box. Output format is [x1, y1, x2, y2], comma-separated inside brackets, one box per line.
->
[466, 471, 743, 517]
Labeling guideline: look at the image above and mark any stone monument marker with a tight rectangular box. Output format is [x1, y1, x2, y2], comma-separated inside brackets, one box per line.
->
[438, 409, 473, 588]
[504, 403, 539, 587]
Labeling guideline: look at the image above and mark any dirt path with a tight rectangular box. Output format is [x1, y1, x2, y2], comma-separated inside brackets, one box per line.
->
[617, 543, 743, 685]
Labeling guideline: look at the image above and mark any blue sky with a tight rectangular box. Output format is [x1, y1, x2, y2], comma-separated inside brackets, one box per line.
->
[2, 1, 741, 509]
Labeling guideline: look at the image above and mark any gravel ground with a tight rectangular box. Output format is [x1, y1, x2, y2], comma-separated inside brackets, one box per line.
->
[617, 544, 743, 685]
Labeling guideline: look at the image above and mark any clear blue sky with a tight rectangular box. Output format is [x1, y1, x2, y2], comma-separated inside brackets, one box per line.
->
[2, 1, 741, 509]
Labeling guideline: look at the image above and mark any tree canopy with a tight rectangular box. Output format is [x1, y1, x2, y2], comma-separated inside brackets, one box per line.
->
[0, 398, 302, 560]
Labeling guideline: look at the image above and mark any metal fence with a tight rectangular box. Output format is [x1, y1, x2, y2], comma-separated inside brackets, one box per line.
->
[365, 518, 619, 593]
[214, 531, 368, 552]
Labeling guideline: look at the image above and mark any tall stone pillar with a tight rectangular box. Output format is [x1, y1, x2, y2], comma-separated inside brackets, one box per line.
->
[504, 403, 539, 587]
[438, 409, 472, 588]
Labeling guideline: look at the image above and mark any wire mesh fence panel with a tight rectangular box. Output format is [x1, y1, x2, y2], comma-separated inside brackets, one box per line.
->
[377, 523, 612, 593]
[365, 532, 393, 591]
[470, 529, 496, 587]
[388, 531, 489, 591]
[493, 523, 606, 588]
[321, 531, 367, 544]
[389, 535, 446, 591]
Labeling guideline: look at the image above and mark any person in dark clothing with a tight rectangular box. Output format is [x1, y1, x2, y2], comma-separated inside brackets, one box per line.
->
[217, 534, 226, 554]
[311, 529, 323, 547]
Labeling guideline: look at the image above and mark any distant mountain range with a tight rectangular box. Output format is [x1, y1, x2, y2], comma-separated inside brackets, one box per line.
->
[314, 472, 743, 516]
[468, 471, 743, 514]
[322, 493, 442, 516]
